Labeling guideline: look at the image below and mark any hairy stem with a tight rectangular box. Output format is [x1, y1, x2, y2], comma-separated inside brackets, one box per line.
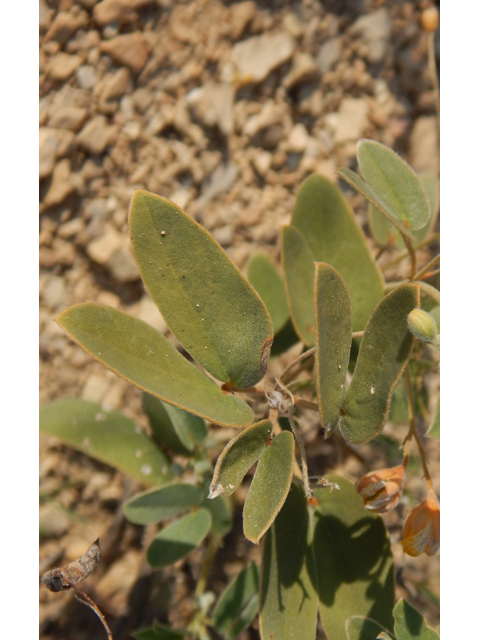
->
[412, 254, 440, 281]
[278, 347, 315, 385]
[72, 587, 113, 640]
[287, 405, 312, 498]
[401, 235, 417, 279]
[382, 232, 440, 271]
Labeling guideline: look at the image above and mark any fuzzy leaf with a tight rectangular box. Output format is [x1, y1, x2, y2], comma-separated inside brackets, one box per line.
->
[147, 508, 212, 568]
[259, 483, 318, 640]
[314, 263, 352, 433]
[357, 140, 430, 232]
[213, 562, 259, 639]
[243, 430, 295, 544]
[199, 479, 232, 536]
[142, 392, 207, 454]
[291, 174, 384, 331]
[346, 616, 392, 640]
[133, 624, 185, 640]
[40, 399, 172, 485]
[209, 420, 273, 499]
[123, 484, 202, 525]
[426, 396, 440, 438]
[281, 225, 316, 345]
[339, 284, 420, 444]
[56, 304, 253, 428]
[129, 190, 273, 389]
[393, 599, 439, 640]
[312, 476, 395, 640]
[247, 252, 290, 333]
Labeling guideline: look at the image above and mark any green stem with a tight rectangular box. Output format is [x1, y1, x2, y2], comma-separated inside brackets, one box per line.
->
[382, 231, 440, 271]
[195, 535, 218, 599]
[287, 405, 312, 498]
[278, 347, 315, 385]
[412, 254, 440, 281]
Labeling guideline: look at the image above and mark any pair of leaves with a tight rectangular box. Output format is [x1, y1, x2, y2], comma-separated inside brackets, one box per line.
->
[259, 477, 395, 640]
[339, 140, 431, 242]
[282, 174, 384, 343]
[212, 562, 260, 639]
[55, 191, 274, 428]
[124, 480, 231, 568]
[314, 266, 419, 443]
[209, 421, 295, 544]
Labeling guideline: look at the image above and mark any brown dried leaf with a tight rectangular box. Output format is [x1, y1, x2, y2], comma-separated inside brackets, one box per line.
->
[41, 539, 101, 592]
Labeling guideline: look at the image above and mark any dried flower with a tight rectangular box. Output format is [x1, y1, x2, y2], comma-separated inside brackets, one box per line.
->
[402, 492, 440, 557]
[356, 465, 405, 513]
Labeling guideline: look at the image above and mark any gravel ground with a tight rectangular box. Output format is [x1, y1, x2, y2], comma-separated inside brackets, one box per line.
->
[39, 1, 440, 638]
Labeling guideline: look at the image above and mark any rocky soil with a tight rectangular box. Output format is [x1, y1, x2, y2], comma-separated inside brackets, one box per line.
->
[39, 1, 440, 638]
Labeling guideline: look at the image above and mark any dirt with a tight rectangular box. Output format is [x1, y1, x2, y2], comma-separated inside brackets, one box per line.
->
[39, 1, 440, 638]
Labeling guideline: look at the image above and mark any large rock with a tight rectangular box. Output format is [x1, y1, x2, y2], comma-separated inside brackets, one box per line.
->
[232, 32, 295, 83]
[99, 32, 149, 74]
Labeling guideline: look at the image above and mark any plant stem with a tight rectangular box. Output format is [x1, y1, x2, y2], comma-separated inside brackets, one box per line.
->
[381, 232, 440, 271]
[412, 254, 440, 281]
[279, 347, 315, 384]
[72, 586, 113, 640]
[287, 405, 313, 498]
[404, 366, 435, 494]
[351, 331, 364, 339]
[195, 535, 218, 598]
[401, 235, 417, 279]
[419, 268, 440, 280]
[294, 397, 318, 412]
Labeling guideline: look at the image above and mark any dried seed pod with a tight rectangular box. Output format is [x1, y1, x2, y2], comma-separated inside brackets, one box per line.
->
[41, 539, 101, 592]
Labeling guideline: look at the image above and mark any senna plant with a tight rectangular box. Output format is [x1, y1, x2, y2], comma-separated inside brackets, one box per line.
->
[40, 139, 440, 640]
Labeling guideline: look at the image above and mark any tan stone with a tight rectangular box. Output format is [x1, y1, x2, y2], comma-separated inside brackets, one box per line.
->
[44, 159, 75, 206]
[99, 32, 149, 74]
[48, 52, 83, 81]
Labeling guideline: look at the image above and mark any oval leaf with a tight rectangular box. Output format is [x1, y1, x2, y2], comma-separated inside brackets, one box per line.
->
[129, 190, 273, 389]
[56, 304, 253, 428]
[209, 420, 273, 499]
[123, 483, 202, 525]
[346, 616, 392, 640]
[39, 399, 172, 485]
[339, 284, 420, 444]
[142, 392, 207, 454]
[147, 508, 212, 568]
[281, 225, 316, 346]
[243, 430, 295, 544]
[213, 562, 259, 639]
[357, 139, 431, 232]
[246, 252, 290, 334]
[291, 175, 384, 331]
[393, 599, 439, 640]
[314, 263, 352, 433]
[312, 476, 395, 639]
[259, 483, 318, 640]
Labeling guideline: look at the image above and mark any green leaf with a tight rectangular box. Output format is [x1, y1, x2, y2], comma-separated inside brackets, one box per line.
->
[281, 225, 316, 346]
[132, 623, 185, 640]
[339, 284, 420, 444]
[291, 174, 384, 331]
[56, 304, 253, 428]
[369, 172, 439, 250]
[209, 420, 273, 499]
[419, 282, 440, 309]
[147, 508, 212, 568]
[339, 168, 415, 242]
[39, 399, 172, 485]
[314, 263, 352, 433]
[123, 483, 202, 525]
[243, 430, 295, 544]
[259, 483, 318, 640]
[393, 599, 439, 640]
[312, 476, 395, 640]
[247, 252, 290, 334]
[213, 562, 259, 639]
[142, 392, 207, 455]
[129, 190, 273, 389]
[357, 139, 430, 232]
[426, 396, 440, 438]
[346, 616, 392, 640]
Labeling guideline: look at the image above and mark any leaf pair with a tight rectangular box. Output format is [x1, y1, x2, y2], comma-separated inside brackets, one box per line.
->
[124, 479, 231, 568]
[259, 477, 396, 640]
[209, 420, 295, 544]
[313, 265, 419, 443]
[55, 191, 274, 428]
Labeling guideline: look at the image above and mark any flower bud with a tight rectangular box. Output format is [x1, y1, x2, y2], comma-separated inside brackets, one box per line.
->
[402, 492, 440, 557]
[420, 7, 439, 33]
[356, 465, 405, 513]
[407, 309, 438, 344]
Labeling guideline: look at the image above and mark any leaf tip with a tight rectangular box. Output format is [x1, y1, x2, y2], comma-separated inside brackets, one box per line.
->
[208, 483, 224, 499]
